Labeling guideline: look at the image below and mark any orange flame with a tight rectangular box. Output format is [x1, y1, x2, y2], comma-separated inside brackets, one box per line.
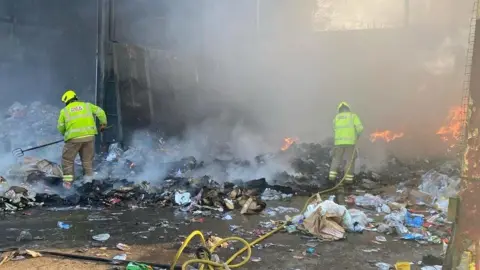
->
[370, 130, 404, 142]
[281, 137, 298, 151]
[436, 106, 463, 142]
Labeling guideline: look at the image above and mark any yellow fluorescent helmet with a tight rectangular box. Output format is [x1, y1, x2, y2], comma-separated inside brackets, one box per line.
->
[61, 90, 77, 103]
[337, 101, 350, 111]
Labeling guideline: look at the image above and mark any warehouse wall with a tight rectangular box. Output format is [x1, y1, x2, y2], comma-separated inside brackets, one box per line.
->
[0, 0, 97, 108]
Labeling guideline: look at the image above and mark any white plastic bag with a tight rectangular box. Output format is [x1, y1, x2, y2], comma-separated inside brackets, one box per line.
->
[174, 191, 191, 205]
[319, 200, 347, 217]
[303, 203, 322, 219]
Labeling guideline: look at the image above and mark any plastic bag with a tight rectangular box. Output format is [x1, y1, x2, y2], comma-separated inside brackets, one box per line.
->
[435, 198, 449, 213]
[303, 203, 322, 218]
[377, 223, 391, 234]
[174, 191, 191, 205]
[376, 262, 392, 270]
[354, 194, 384, 208]
[405, 212, 424, 228]
[319, 200, 347, 217]
[349, 209, 371, 227]
[384, 208, 409, 235]
[419, 170, 460, 200]
[343, 210, 354, 231]
[380, 204, 391, 214]
[402, 233, 426, 240]
[384, 208, 407, 224]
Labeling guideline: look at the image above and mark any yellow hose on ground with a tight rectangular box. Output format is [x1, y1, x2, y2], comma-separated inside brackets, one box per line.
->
[171, 147, 358, 270]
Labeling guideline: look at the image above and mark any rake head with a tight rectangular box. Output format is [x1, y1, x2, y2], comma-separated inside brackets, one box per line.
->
[12, 148, 24, 158]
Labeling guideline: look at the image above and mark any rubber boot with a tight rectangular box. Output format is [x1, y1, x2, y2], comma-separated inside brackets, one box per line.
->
[335, 185, 346, 205]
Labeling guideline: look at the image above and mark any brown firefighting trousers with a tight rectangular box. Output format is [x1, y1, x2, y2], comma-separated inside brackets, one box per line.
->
[62, 136, 95, 182]
[329, 145, 357, 202]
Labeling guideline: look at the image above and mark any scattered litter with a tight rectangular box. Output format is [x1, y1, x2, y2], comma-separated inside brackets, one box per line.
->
[375, 236, 387, 242]
[301, 199, 346, 240]
[76, 248, 89, 253]
[25, 250, 42, 258]
[113, 254, 127, 261]
[92, 233, 110, 242]
[224, 199, 235, 210]
[286, 225, 297, 233]
[222, 214, 233, 220]
[57, 221, 72, 230]
[420, 266, 442, 270]
[250, 257, 262, 262]
[354, 194, 384, 210]
[405, 212, 424, 228]
[363, 249, 380, 253]
[16, 231, 32, 242]
[395, 261, 412, 270]
[206, 236, 228, 249]
[375, 262, 393, 270]
[419, 170, 459, 202]
[402, 233, 426, 241]
[261, 188, 293, 201]
[174, 191, 191, 205]
[126, 262, 153, 270]
[116, 243, 131, 251]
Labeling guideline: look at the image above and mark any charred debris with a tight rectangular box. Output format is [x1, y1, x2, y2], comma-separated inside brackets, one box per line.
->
[0, 139, 459, 214]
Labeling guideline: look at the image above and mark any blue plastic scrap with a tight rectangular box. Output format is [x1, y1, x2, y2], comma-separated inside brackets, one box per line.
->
[405, 212, 424, 228]
[57, 221, 72, 229]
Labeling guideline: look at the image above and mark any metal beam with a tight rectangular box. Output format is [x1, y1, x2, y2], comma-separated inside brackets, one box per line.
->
[444, 0, 480, 268]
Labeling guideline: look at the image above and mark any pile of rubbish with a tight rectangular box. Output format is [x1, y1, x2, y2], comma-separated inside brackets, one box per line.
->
[0, 130, 460, 215]
[0, 102, 461, 229]
[282, 195, 370, 241]
[279, 162, 459, 245]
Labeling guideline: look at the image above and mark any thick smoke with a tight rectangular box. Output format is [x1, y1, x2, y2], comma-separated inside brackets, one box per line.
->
[115, 0, 474, 183]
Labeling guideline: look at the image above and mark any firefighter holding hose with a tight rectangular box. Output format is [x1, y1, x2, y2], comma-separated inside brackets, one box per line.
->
[328, 101, 363, 204]
[57, 89, 107, 189]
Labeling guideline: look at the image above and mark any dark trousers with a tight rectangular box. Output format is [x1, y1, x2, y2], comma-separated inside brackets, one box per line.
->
[329, 145, 356, 183]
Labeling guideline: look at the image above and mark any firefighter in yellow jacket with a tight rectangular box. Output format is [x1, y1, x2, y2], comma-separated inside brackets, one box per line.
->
[57, 90, 107, 189]
[329, 102, 363, 204]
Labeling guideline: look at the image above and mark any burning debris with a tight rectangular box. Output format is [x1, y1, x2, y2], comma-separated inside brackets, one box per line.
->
[281, 137, 298, 151]
[370, 130, 404, 143]
[369, 105, 465, 146]
[436, 106, 463, 143]
[0, 133, 459, 217]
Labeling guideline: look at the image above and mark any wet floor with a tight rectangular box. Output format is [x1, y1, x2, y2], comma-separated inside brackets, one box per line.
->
[0, 198, 443, 269]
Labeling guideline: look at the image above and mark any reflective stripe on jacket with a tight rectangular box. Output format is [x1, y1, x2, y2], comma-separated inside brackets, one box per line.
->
[333, 112, 364, 145]
[57, 101, 107, 141]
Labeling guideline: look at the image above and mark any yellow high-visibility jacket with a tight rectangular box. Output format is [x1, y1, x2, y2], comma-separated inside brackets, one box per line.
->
[57, 101, 107, 141]
[333, 111, 363, 146]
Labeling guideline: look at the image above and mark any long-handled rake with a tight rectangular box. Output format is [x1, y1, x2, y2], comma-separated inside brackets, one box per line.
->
[11, 125, 113, 158]
[12, 139, 64, 158]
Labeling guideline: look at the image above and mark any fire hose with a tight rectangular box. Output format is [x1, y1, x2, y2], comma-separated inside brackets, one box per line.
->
[171, 147, 358, 270]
